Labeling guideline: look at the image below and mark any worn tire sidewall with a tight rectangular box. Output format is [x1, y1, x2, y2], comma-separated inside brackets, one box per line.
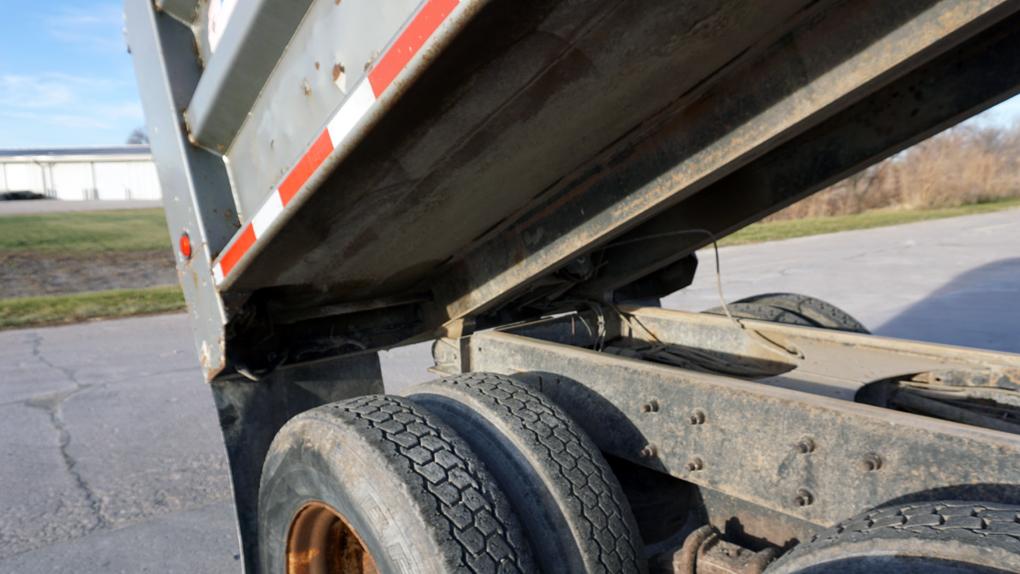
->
[258, 414, 445, 574]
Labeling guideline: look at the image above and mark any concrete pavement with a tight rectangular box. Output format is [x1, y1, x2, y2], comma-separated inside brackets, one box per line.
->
[0, 208, 1018, 571]
[0, 317, 237, 572]
[664, 207, 1020, 353]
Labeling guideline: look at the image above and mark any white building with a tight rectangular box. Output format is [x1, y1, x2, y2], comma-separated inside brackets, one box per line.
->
[0, 146, 162, 201]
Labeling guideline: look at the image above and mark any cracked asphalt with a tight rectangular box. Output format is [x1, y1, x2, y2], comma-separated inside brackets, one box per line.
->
[0, 208, 1018, 572]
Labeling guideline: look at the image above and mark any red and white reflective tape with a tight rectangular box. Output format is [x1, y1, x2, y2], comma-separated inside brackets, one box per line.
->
[212, 0, 461, 286]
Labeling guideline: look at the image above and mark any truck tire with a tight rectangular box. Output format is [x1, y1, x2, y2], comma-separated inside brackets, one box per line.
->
[703, 301, 815, 327]
[407, 373, 645, 574]
[257, 394, 535, 574]
[735, 293, 869, 333]
[766, 501, 1020, 573]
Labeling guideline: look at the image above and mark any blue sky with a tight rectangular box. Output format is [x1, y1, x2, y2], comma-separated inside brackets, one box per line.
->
[968, 96, 1020, 129]
[0, 1, 142, 149]
[0, 1, 1019, 150]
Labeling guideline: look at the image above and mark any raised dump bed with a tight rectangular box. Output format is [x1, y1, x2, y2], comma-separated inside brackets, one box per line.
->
[128, 1, 1020, 572]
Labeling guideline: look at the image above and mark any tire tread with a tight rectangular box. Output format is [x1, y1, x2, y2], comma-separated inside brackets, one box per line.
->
[738, 292, 868, 333]
[421, 373, 643, 573]
[322, 395, 531, 574]
[770, 501, 1020, 572]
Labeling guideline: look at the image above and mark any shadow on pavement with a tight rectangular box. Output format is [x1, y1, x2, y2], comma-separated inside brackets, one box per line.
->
[874, 257, 1020, 353]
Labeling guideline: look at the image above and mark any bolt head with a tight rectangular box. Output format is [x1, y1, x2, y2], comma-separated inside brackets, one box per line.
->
[794, 488, 814, 506]
[861, 453, 883, 472]
[797, 437, 816, 454]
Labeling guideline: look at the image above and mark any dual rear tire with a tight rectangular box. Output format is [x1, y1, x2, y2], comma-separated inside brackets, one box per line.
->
[258, 371, 1020, 573]
[258, 394, 534, 573]
[257, 375, 646, 573]
[408, 374, 644, 574]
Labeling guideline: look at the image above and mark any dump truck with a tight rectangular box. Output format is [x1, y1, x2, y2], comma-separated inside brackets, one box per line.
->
[126, 0, 1020, 572]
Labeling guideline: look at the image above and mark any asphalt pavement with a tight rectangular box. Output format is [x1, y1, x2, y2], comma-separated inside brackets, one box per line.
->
[0, 208, 1018, 572]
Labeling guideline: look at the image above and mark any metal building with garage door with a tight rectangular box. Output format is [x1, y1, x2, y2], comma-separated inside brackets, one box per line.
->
[0, 146, 162, 201]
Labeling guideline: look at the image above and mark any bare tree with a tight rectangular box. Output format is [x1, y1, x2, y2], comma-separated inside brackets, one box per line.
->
[768, 120, 1020, 220]
[126, 127, 149, 145]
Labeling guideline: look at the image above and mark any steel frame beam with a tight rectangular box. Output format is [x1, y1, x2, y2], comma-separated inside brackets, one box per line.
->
[613, 306, 1020, 400]
[453, 309, 1020, 530]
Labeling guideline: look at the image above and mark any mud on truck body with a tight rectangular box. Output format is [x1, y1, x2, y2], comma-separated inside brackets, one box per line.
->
[126, 0, 1020, 572]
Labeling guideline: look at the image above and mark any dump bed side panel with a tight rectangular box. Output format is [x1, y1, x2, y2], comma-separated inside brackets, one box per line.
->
[223, 0, 426, 222]
[129, 0, 1020, 378]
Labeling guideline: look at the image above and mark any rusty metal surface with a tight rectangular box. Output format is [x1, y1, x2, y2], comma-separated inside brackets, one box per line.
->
[670, 524, 714, 574]
[653, 522, 778, 574]
[695, 487, 818, 556]
[287, 501, 380, 574]
[463, 325, 1020, 529]
[695, 530, 776, 574]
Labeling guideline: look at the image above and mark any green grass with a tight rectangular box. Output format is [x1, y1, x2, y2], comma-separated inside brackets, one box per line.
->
[0, 286, 185, 330]
[721, 197, 1020, 246]
[0, 208, 170, 252]
[1, 198, 1018, 330]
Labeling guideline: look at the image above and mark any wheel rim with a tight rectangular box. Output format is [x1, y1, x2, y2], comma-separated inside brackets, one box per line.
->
[287, 501, 379, 574]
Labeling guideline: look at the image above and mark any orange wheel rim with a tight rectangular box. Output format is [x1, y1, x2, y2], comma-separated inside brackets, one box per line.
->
[287, 501, 379, 574]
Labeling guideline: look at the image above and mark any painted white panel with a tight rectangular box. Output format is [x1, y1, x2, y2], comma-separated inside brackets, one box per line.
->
[50, 162, 95, 200]
[94, 161, 163, 200]
[2, 163, 46, 194]
[1, 159, 162, 200]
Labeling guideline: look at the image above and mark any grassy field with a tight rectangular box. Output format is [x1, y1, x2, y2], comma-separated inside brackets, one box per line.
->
[0, 285, 184, 330]
[0, 208, 169, 252]
[1, 199, 1017, 330]
[721, 197, 1020, 246]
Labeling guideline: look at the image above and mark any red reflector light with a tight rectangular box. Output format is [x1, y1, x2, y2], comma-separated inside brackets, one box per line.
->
[179, 232, 192, 259]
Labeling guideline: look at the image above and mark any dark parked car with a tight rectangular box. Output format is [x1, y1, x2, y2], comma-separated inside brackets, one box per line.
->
[0, 191, 48, 201]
